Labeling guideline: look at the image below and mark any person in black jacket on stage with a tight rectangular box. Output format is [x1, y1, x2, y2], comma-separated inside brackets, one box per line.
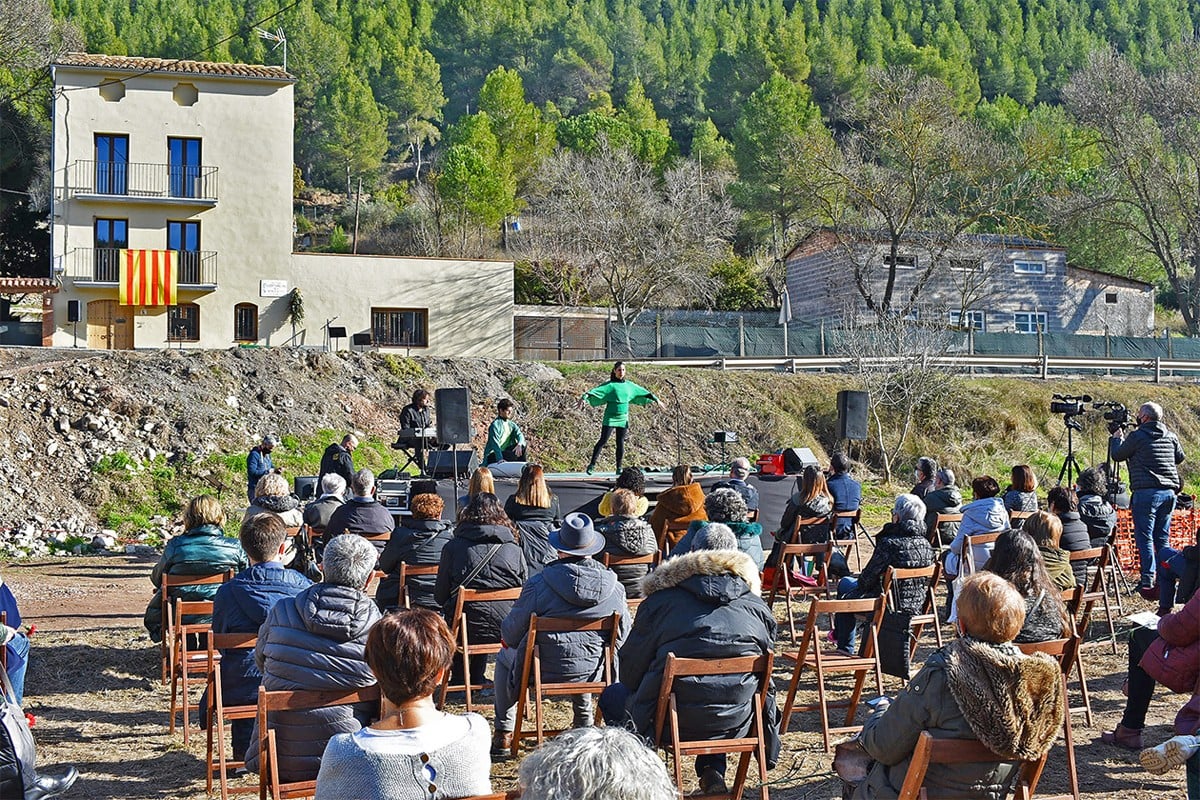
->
[396, 389, 434, 475]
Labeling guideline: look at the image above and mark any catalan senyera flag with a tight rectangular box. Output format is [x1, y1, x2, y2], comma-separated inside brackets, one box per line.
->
[118, 250, 177, 306]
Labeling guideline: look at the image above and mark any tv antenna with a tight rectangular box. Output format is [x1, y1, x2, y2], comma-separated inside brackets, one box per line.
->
[255, 27, 288, 71]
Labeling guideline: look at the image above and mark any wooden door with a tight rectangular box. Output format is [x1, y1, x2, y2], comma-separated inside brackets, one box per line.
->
[86, 300, 133, 350]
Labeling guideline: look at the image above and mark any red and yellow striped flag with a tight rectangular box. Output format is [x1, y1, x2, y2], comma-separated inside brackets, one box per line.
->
[118, 250, 177, 306]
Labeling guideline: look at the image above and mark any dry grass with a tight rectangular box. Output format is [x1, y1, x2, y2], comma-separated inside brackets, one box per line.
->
[9, 557, 1194, 800]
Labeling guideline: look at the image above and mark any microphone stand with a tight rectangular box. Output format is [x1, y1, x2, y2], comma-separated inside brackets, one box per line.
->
[663, 377, 683, 467]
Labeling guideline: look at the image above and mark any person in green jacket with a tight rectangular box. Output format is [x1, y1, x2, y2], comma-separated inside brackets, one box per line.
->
[483, 398, 527, 466]
[579, 362, 660, 475]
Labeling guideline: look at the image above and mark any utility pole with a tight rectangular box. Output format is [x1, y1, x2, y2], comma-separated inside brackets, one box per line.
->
[352, 177, 362, 255]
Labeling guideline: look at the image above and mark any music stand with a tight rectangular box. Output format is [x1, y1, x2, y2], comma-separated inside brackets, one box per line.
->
[328, 325, 347, 351]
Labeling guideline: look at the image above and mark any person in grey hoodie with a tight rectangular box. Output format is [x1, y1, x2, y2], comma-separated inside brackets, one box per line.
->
[491, 513, 630, 758]
[1109, 401, 1186, 590]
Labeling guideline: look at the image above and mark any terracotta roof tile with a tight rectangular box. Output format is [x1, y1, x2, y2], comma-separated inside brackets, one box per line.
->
[55, 53, 292, 82]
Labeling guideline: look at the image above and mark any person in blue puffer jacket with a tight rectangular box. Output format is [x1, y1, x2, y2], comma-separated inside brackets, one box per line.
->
[245, 533, 381, 782]
[207, 513, 311, 761]
[143, 495, 248, 642]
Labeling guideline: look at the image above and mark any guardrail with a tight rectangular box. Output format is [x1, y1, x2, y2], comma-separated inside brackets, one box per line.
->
[624, 354, 1200, 381]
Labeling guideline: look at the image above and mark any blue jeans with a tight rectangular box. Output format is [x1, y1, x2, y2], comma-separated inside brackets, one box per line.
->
[833, 577, 860, 651]
[5, 633, 29, 706]
[1157, 547, 1187, 609]
[1130, 489, 1175, 585]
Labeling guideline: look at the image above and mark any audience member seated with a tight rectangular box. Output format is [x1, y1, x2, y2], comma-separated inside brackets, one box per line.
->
[515, 726, 678, 800]
[313, 609, 492, 800]
[1155, 539, 1198, 616]
[1021, 510, 1076, 590]
[1003, 464, 1039, 520]
[841, 572, 1063, 799]
[776, 464, 834, 546]
[459, 466, 495, 512]
[1101, 565, 1199, 751]
[303, 473, 346, 532]
[649, 465, 707, 549]
[246, 534, 381, 782]
[712, 456, 761, 513]
[0, 571, 29, 706]
[671, 488, 765, 569]
[946, 475, 1009, 583]
[209, 513, 311, 759]
[826, 453, 862, 539]
[505, 463, 562, 576]
[1076, 465, 1117, 546]
[599, 467, 650, 518]
[923, 468, 963, 547]
[598, 488, 658, 598]
[1047, 486, 1094, 586]
[910, 457, 938, 499]
[144, 495, 248, 642]
[984, 528, 1071, 643]
[833, 494, 936, 654]
[322, 469, 396, 555]
[434, 493, 527, 689]
[491, 513, 630, 758]
[599, 524, 779, 796]
[376, 492, 454, 612]
[244, 473, 304, 529]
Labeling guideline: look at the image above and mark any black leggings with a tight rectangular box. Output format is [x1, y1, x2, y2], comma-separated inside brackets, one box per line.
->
[1122, 626, 1159, 729]
[589, 425, 627, 471]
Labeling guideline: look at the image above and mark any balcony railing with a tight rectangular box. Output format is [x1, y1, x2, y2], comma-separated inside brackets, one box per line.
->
[66, 160, 219, 201]
[67, 248, 218, 287]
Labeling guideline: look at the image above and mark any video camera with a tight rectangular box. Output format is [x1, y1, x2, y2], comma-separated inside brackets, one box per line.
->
[1050, 393, 1092, 417]
[1093, 401, 1131, 434]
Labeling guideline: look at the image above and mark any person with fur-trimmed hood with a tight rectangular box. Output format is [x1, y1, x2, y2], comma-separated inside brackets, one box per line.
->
[598, 523, 780, 797]
[841, 571, 1064, 799]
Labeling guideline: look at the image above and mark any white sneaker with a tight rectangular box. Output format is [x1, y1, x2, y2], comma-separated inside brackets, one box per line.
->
[1139, 735, 1200, 774]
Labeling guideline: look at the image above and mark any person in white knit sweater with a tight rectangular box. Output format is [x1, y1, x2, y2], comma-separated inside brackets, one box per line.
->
[314, 609, 492, 800]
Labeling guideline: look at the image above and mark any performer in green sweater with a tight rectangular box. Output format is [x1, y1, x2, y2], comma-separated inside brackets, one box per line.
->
[579, 361, 660, 475]
[483, 398, 527, 465]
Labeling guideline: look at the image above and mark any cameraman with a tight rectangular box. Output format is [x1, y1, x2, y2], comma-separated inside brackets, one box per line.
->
[1109, 402, 1185, 592]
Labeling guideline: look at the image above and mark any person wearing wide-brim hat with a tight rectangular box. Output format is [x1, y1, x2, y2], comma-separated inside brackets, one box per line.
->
[489, 513, 631, 759]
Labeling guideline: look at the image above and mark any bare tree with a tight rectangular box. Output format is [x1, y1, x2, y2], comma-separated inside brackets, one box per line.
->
[0, 0, 81, 106]
[833, 315, 961, 483]
[1060, 46, 1200, 335]
[809, 67, 1033, 320]
[514, 144, 736, 351]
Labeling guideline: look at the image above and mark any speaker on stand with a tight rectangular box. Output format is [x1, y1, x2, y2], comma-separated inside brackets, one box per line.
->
[435, 388, 474, 518]
[67, 300, 81, 347]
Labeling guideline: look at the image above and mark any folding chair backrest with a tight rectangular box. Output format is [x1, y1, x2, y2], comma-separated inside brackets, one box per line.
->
[529, 613, 621, 682]
[1068, 547, 1104, 592]
[398, 563, 440, 609]
[360, 531, 392, 544]
[790, 515, 832, 543]
[880, 564, 938, 605]
[805, 595, 886, 657]
[652, 653, 773, 747]
[931, 513, 962, 548]
[602, 551, 660, 568]
[306, 527, 323, 547]
[1010, 510, 1036, 522]
[961, 531, 1003, 574]
[897, 731, 1047, 800]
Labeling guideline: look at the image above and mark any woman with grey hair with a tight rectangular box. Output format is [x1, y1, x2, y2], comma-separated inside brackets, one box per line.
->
[516, 725, 677, 800]
[832, 494, 936, 655]
[669, 488, 765, 568]
[246, 533, 382, 782]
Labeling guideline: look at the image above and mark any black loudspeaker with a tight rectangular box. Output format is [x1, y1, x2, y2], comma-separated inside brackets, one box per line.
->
[837, 390, 870, 441]
[67, 300, 81, 323]
[783, 447, 819, 474]
[293, 475, 318, 501]
[435, 387, 472, 445]
[410, 479, 439, 497]
[427, 449, 479, 478]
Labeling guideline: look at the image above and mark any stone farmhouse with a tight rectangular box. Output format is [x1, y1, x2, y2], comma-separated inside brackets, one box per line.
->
[47, 53, 514, 357]
[783, 229, 1154, 336]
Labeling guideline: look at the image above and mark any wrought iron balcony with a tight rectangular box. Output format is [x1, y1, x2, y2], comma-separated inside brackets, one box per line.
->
[66, 160, 218, 203]
[66, 248, 218, 288]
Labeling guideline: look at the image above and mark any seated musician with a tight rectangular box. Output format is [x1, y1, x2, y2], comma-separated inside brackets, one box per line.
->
[394, 388, 434, 474]
[484, 398, 526, 466]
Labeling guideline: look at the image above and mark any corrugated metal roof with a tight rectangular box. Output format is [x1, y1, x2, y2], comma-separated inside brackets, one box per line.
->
[54, 53, 293, 82]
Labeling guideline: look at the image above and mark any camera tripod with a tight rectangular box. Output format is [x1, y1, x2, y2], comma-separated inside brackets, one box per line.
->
[1056, 415, 1085, 487]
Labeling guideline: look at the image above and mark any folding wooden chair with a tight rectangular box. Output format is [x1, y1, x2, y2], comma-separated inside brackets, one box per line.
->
[1010, 510, 1036, 525]
[160, 571, 231, 684]
[304, 526, 323, 548]
[510, 612, 621, 757]
[256, 684, 382, 800]
[1071, 546, 1118, 654]
[880, 564, 944, 665]
[931, 513, 962, 552]
[437, 586, 523, 712]
[398, 562, 440, 610]
[896, 731, 1048, 800]
[660, 519, 693, 550]
[170, 597, 215, 744]
[206, 632, 258, 800]
[602, 551, 659, 613]
[747, 509, 759, 523]
[1058, 586, 1094, 727]
[765, 541, 832, 643]
[780, 595, 886, 751]
[1014, 636, 1082, 800]
[652, 653, 773, 800]
[960, 531, 1003, 575]
[832, 509, 868, 571]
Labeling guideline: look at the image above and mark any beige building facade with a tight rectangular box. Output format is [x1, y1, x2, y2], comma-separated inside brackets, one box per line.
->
[49, 54, 513, 358]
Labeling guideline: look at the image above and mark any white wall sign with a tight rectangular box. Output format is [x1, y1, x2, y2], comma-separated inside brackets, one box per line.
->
[260, 279, 289, 298]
